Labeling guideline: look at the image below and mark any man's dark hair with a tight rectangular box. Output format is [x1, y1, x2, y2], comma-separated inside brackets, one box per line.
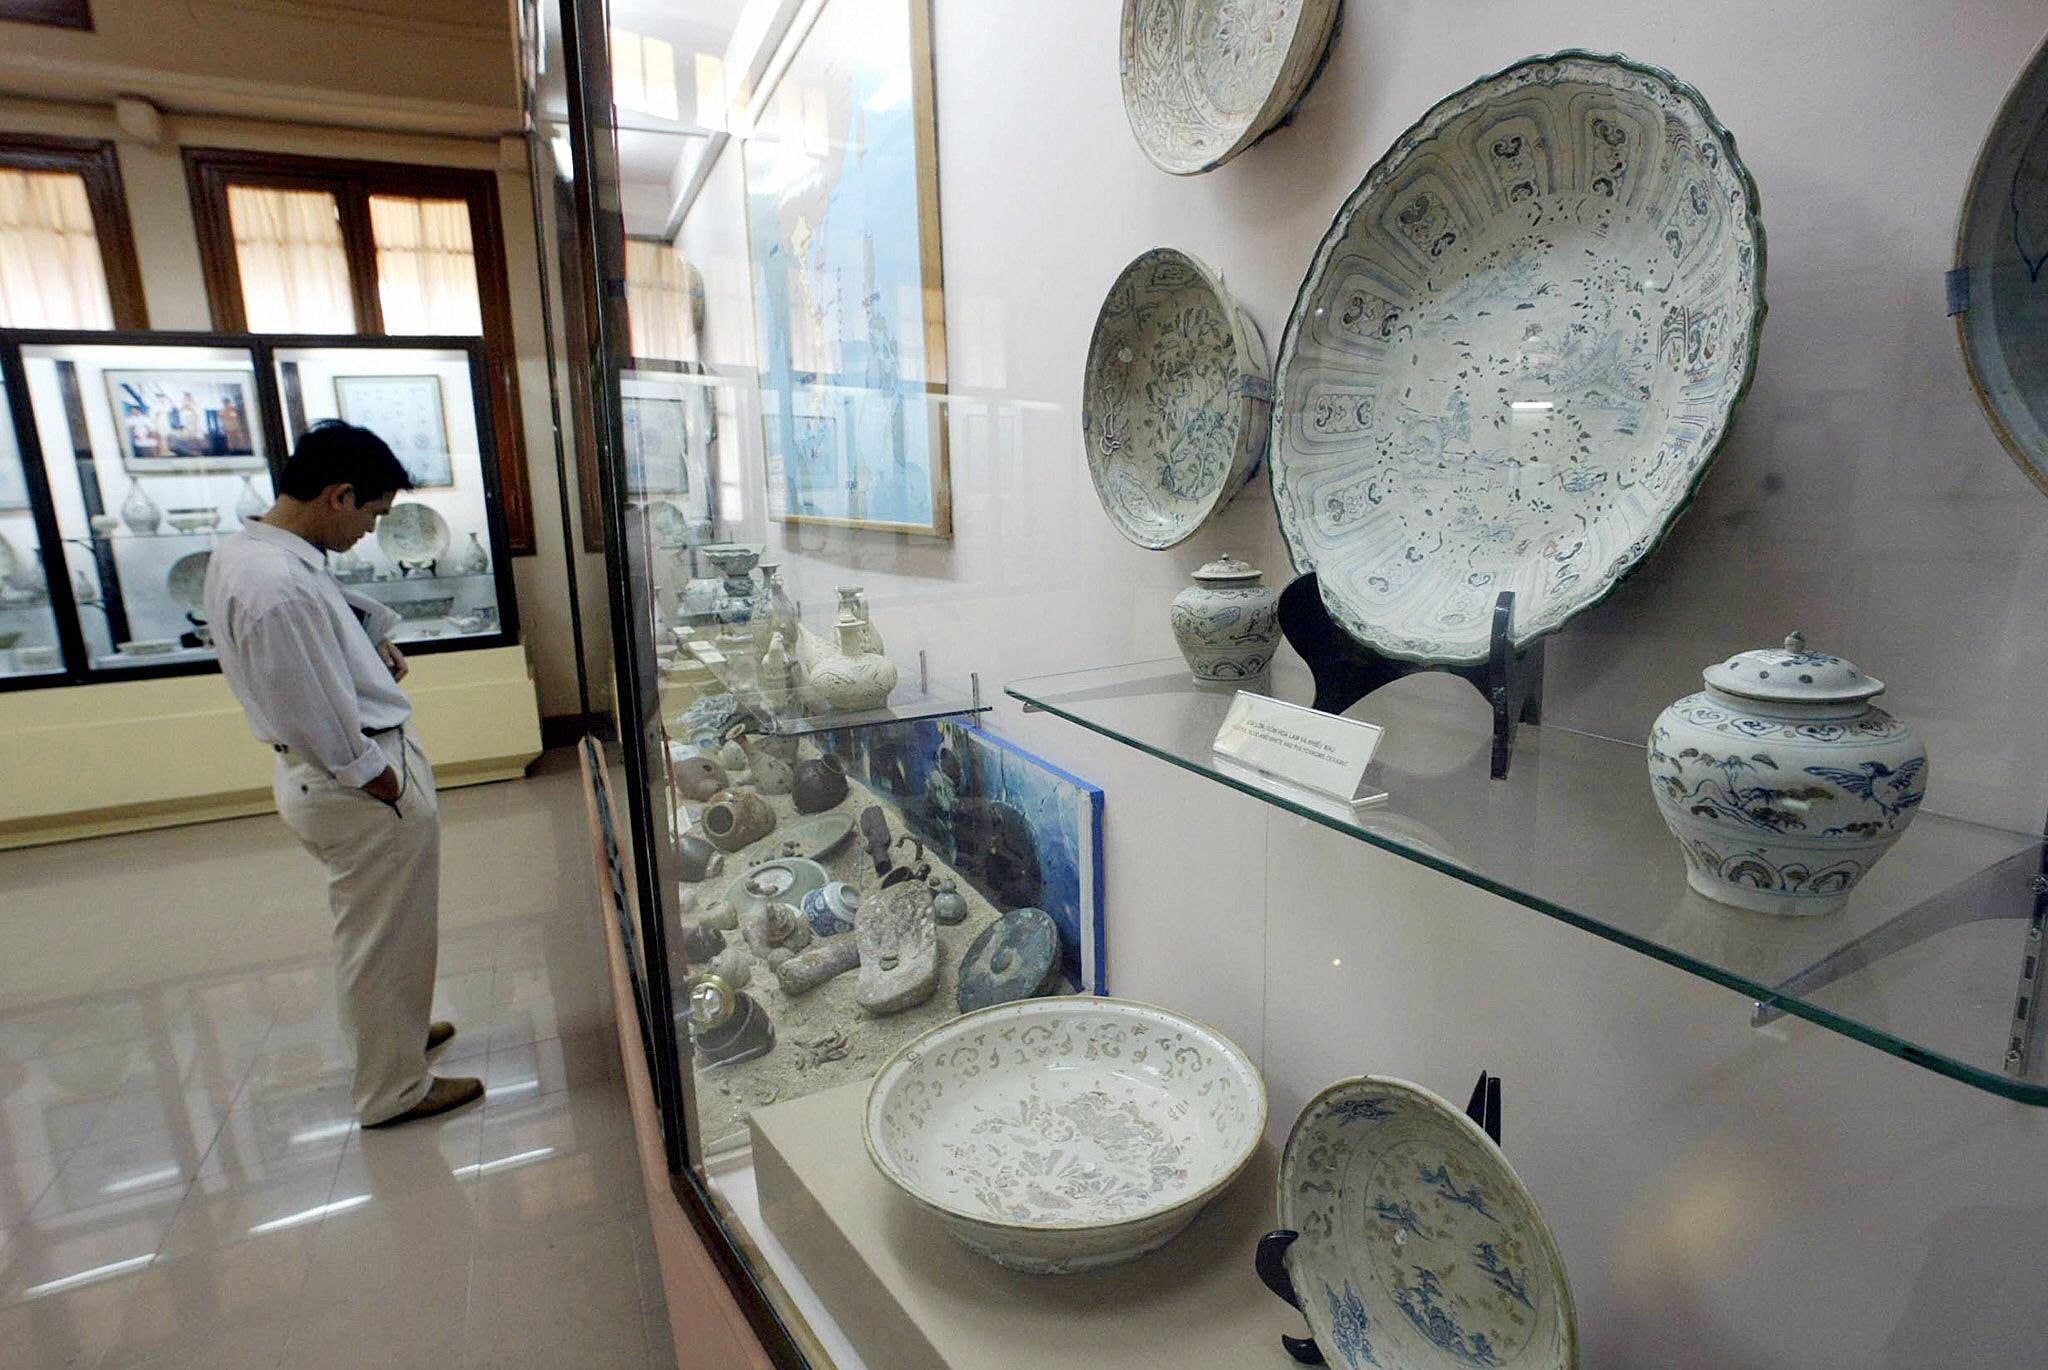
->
[277, 421, 415, 504]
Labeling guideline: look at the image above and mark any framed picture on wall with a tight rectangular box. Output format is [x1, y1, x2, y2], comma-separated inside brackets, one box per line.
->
[622, 395, 689, 497]
[104, 370, 265, 473]
[335, 375, 454, 488]
[741, 0, 951, 538]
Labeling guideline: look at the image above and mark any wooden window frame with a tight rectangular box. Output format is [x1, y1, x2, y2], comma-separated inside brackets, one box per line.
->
[0, 133, 146, 328]
[0, 1, 93, 31]
[184, 148, 534, 554]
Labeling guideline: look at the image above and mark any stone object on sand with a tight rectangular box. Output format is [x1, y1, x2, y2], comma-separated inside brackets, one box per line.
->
[956, 907, 1061, 1013]
[776, 937, 861, 996]
[855, 871, 938, 1015]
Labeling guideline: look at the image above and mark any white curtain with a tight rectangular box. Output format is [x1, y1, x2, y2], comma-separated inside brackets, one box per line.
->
[226, 184, 357, 333]
[625, 238, 694, 361]
[370, 196, 482, 335]
[0, 169, 115, 329]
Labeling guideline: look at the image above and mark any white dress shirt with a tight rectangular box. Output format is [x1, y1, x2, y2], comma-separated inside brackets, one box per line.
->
[203, 521, 409, 789]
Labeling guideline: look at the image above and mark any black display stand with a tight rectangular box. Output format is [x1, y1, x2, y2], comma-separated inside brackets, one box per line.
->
[1278, 574, 1544, 779]
[1256, 1072, 1503, 1366]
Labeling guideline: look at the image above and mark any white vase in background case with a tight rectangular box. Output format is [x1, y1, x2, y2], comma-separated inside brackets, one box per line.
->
[1169, 553, 1280, 687]
[1648, 632, 1928, 916]
[457, 532, 490, 576]
[120, 482, 161, 534]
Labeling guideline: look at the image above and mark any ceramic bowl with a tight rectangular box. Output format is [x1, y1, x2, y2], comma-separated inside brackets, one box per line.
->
[165, 551, 210, 611]
[1279, 1077, 1576, 1369]
[1269, 51, 1765, 664]
[1083, 247, 1270, 549]
[377, 502, 451, 564]
[724, 856, 827, 917]
[391, 596, 455, 621]
[164, 507, 221, 532]
[1119, 0, 1342, 175]
[1955, 34, 2048, 491]
[865, 996, 1266, 1274]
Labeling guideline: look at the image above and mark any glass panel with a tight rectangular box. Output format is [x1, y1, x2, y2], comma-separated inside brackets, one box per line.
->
[18, 339, 269, 671]
[0, 372, 63, 677]
[0, 168, 114, 329]
[271, 342, 507, 645]
[368, 195, 484, 336]
[624, 240, 694, 361]
[225, 185, 358, 334]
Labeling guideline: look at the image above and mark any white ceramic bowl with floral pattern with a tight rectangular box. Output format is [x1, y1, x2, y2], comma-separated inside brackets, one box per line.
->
[1269, 51, 1765, 664]
[1083, 247, 1271, 549]
[1120, 0, 1342, 175]
[864, 995, 1266, 1274]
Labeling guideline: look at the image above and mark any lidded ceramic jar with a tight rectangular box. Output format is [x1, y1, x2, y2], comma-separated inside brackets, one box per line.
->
[1169, 553, 1280, 686]
[1648, 632, 1928, 916]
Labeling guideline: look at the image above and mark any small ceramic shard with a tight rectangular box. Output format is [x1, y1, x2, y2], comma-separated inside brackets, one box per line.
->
[776, 937, 861, 996]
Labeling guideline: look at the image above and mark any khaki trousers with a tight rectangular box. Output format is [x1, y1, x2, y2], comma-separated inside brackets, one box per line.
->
[273, 726, 440, 1125]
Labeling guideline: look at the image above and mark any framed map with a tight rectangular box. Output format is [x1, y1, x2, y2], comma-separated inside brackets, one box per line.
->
[622, 395, 689, 496]
[335, 375, 454, 488]
[742, 0, 950, 538]
[104, 370, 265, 473]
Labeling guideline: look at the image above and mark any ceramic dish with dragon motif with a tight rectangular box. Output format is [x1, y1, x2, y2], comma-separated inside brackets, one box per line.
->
[1278, 1076, 1575, 1369]
[1269, 51, 1765, 663]
[1083, 247, 1271, 549]
[1954, 34, 2048, 492]
[864, 995, 1266, 1274]
[1119, 0, 1342, 175]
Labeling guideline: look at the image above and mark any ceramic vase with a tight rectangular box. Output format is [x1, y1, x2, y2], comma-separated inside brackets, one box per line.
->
[120, 482, 161, 535]
[701, 789, 776, 853]
[797, 619, 897, 714]
[457, 532, 490, 576]
[757, 563, 797, 651]
[703, 544, 758, 649]
[834, 585, 884, 655]
[1170, 553, 1280, 686]
[1648, 632, 1928, 916]
[790, 755, 849, 814]
[234, 475, 268, 524]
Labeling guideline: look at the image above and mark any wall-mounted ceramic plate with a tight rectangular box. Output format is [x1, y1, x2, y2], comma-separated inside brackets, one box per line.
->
[1269, 51, 1765, 663]
[1084, 246, 1270, 549]
[1119, 0, 1342, 175]
[1279, 1076, 1576, 1368]
[1955, 34, 2048, 492]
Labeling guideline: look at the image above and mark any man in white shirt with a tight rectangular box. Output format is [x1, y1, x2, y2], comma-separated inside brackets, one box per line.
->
[204, 421, 482, 1128]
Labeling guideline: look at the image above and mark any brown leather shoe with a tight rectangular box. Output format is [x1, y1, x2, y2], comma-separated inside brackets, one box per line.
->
[426, 1020, 456, 1053]
[363, 1075, 483, 1128]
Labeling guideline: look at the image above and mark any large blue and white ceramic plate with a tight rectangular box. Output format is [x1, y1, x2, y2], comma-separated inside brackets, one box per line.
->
[1955, 33, 2048, 493]
[1279, 1077, 1575, 1369]
[1269, 52, 1765, 663]
[1083, 246, 1271, 549]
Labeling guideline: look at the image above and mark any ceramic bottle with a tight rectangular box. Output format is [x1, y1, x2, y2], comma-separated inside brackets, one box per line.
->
[120, 482, 161, 535]
[1169, 553, 1281, 686]
[457, 531, 490, 576]
[1648, 632, 1928, 916]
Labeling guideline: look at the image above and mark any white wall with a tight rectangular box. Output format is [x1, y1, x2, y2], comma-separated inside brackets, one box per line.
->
[680, 1, 2048, 1363]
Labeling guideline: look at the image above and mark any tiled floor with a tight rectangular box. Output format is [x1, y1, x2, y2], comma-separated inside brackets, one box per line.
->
[0, 755, 678, 1369]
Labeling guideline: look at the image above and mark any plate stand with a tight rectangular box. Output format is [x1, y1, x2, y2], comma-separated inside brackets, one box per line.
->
[1256, 1072, 1503, 1366]
[1278, 574, 1544, 779]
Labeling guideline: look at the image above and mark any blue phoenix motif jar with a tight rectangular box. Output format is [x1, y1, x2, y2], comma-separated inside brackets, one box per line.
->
[1648, 631, 1928, 916]
[1169, 553, 1281, 687]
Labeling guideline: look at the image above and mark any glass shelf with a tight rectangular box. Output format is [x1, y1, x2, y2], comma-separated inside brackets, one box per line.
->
[1008, 660, 2048, 1105]
[0, 598, 52, 616]
[661, 640, 987, 738]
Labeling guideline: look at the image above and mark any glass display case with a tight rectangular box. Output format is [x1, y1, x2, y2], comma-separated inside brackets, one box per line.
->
[0, 364, 63, 684]
[0, 329, 519, 684]
[531, 0, 2048, 1365]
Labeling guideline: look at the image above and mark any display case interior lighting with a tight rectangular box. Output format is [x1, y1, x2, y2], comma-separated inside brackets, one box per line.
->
[694, 51, 729, 132]
[611, 26, 680, 122]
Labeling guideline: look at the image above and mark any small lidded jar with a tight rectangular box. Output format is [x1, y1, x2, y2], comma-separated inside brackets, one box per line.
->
[1169, 553, 1281, 687]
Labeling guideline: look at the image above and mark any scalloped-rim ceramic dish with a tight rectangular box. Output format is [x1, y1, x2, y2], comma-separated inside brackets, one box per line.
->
[1955, 34, 2048, 493]
[376, 502, 451, 565]
[1119, 0, 1342, 175]
[166, 551, 210, 611]
[1270, 51, 1765, 664]
[865, 995, 1266, 1274]
[1280, 1077, 1576, 1369]
[1083, 247, 1271, 549]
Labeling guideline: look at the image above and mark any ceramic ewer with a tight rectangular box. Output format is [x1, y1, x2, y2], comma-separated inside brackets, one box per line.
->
[1648, 632, 1927, 916]
[1119, 0, 1342, 176]
[864, 996, 1266, 1274]
[1083, 246, 1271, 549]
[1954, 34, 2048, 492]
[377, 502, 451, 568]
[1269, 51, 1766, 664]
[1170, 552, 1281, 685]
[1279, 1077, 1576, 1369]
